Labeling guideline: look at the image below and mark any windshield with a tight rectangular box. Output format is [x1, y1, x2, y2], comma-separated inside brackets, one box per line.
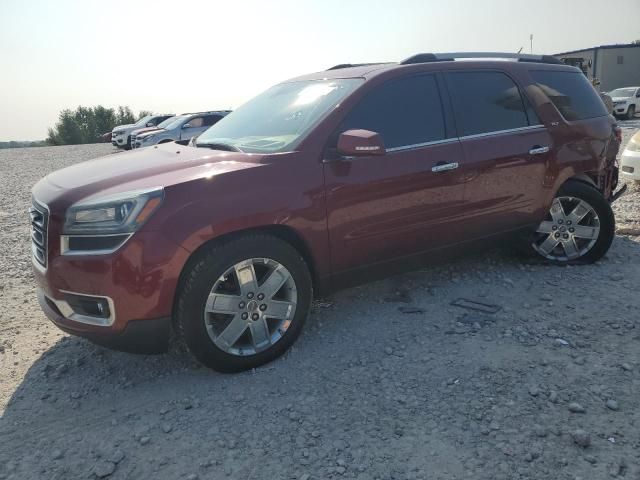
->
[609, 88, 636, 98]
[158, 115, 189, 131]
[196, 79, 363, 153]
[156, 116, 178, 129]
[135, 115, 154, 126]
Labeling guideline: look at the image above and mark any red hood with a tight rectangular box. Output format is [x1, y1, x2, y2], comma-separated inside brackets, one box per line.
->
[33, 143, 263, 207]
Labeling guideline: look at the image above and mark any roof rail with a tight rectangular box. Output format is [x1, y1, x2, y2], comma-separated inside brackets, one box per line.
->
[327, 62, 388, 70]
[400, 52, 563, 65]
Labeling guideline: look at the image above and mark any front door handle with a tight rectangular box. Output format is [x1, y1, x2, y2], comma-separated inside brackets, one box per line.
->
[529, 145, 550, 155]
[431, 161, 459, 173]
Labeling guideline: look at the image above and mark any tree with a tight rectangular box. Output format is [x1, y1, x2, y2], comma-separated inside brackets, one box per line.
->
[137, 110, 153, 120]
[46, 105, 152, 145]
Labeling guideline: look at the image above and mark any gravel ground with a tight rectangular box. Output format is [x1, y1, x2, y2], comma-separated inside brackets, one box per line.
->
[1, 121, 639, 480]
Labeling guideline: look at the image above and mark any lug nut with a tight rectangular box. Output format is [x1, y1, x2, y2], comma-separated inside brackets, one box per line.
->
[259, 304, 267, 311]
[252, 313, 259, 321]
[554, 233, 560, 238]
[241, 312, 248, 320]
[247, 292, 254, 299]
[238, 301, 246, 309]
[257, 293, 265, 301]
[552, 226, 558, 231]
[569, 228, 575, 233]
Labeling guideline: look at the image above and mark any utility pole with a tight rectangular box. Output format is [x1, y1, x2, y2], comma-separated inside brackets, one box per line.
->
[530, 34, 533, 54]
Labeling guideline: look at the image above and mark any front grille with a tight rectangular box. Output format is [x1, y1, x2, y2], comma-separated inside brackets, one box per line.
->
[29, 200, 49, 267]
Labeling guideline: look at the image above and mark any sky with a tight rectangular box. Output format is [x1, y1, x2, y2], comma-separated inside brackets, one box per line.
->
[1, 0, 639, 141]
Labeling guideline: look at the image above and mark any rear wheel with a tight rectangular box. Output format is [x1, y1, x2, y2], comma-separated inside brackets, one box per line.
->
[176, 234, 312, 372]
[531, 181, 614, 264]
[627, 105, 636, 120]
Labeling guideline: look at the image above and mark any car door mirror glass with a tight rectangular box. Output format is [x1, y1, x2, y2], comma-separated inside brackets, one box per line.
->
[337, 129, 386, 157]
[146, 122, 154, 127]
[182, 123, 191, 129]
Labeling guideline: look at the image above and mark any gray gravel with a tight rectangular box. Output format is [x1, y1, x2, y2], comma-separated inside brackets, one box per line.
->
[1, 121, 640, 480]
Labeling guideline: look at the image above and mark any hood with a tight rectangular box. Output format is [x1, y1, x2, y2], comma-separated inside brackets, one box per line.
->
[137, 129, 165, 139]
[112, 123, 136, 133]
[34, 143, 263, 206]
[131, 126, 162, 136]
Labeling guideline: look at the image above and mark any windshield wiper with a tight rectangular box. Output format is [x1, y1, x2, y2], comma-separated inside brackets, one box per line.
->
[196, 142, 243, 153]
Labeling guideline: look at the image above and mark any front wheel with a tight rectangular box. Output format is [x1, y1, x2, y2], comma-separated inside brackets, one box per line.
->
[531, 181, 615, 265]
[627, 105, 636, 120]
[176, 234, 312, 372]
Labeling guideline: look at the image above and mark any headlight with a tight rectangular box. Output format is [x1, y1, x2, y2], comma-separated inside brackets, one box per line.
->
[627, 137, 640, 152]
[63, 187, 163, 235]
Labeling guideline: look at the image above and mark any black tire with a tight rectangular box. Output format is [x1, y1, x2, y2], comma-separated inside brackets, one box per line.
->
[530, 180, 615, 265]
[627, 105, 636, 120]
[176, 234, 312, 373]
[123, 135, 132, 150]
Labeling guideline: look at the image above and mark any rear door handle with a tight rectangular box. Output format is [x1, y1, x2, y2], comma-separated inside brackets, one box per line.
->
[529, 145, 550, 155]
[431, 161, 459, 173]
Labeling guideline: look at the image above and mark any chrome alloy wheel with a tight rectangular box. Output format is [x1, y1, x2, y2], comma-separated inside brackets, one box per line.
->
[203, 258, 297, 356]
[532, 196, 600, 262]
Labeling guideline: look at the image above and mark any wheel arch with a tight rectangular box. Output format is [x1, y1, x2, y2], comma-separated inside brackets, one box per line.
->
[171, 224, 320, 319]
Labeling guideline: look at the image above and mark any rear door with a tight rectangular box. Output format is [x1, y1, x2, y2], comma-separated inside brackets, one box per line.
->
[323, 74, 467, 274]
[445, 70, 553, 238]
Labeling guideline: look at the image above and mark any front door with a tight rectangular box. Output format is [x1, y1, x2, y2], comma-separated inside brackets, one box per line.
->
[323, 74, 467, 274]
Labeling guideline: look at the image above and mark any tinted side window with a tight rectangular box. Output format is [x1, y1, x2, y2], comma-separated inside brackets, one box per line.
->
[204, 115, 223, 127]
[446, 72, 529, 136]
[187, 117, 204, 128]
[339, 75, 445, 149]
[530, 70, 608, 121]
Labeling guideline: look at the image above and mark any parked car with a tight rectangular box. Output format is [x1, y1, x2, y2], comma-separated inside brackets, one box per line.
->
[129, 115, 177, 146]
[620, 129, 640, 181]
[111, 114, 174, 150]
[608, 87, 640, 119]
[100, 132, 112, 143]
[133, 111, 230, 148]
[31, 52, 624, 372]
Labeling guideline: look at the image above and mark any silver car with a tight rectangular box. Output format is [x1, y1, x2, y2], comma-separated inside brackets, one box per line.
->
[133, 111, 230, 148]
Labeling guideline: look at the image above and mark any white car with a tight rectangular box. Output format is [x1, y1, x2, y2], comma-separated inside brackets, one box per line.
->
[621, 129, 640, 181]
[609, 87, 640, 120]
[111, 114, 174, 150]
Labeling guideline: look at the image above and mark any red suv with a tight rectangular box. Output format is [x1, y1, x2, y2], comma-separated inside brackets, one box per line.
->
[31, 53, 624, 372]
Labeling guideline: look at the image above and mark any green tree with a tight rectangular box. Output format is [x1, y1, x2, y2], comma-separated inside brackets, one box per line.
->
[137, 110, 153, 120]
[46, 105, 151, 145]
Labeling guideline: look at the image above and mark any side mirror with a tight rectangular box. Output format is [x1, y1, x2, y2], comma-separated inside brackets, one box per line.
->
[636, 92, 640, 98]
[146, 122, 154, 127]
[182, 123, 191, 129]
[337, 129, 386, 157]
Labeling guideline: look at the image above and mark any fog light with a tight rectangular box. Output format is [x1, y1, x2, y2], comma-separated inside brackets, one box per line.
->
[64, 293, 111, 319]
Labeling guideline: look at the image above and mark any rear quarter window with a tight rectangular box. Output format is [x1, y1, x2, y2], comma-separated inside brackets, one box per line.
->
[530, 70, 608, 121]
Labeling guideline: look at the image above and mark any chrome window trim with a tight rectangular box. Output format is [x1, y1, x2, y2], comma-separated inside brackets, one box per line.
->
[48, 290, 116, 327]
[60, 233, 133, 256]
[384, 126, 546, 153]
[458, 125, 546, 141]
[386, 137, 459, 153]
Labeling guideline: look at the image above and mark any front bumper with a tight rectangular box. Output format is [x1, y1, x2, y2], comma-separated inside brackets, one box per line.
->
[33, 226, 191, 354]
[621, 149, 640, 180]
[38, 289, 171, 353]
[614, 104, 629, 115]
[112, 135, 127, 147]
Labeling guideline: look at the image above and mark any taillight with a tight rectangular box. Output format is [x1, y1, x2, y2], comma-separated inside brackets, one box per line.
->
[614, 125, 622, 143]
